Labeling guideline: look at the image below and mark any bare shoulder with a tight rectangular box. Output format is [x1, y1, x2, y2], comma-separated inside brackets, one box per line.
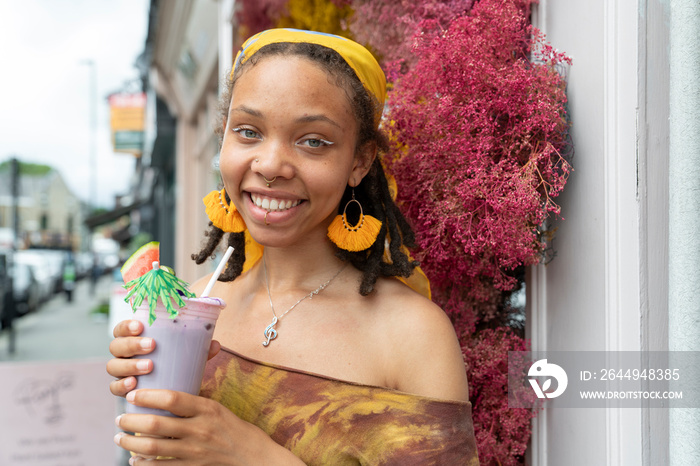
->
[190, 272, 213, 294]
[189, 274, 214, 296]
[373, 278, 470, 403]
[189, 273, 242, 300]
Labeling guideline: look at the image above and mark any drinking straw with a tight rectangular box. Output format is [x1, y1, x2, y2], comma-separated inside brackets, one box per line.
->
[201, 246, 234, 297]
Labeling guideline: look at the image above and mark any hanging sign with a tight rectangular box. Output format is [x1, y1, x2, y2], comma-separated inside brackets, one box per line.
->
[108, 92, 146, 155]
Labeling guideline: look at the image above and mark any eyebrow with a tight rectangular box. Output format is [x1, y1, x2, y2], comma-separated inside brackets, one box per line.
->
[229, 105, 263, 118]
[230, 106, 342, 129]
[295, 114, 342, 129]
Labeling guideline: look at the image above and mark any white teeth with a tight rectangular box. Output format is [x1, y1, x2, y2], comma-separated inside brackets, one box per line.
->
[250, 194, 301, 212]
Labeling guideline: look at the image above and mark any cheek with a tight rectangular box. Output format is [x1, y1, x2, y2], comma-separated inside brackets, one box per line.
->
[312, 165, 352, 210]
[218, 145, 243, 181]
[218, 152, 233, 175]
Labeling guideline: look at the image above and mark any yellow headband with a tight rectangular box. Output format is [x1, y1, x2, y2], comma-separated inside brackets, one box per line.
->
[232, 28, 386, 122]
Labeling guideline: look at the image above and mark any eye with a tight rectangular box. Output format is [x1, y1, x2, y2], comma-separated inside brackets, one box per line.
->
[299, 137, 334, 148]
[232, 127, 261, 139]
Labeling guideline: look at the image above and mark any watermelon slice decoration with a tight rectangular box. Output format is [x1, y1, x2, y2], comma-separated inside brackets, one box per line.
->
[121, 241, 195, 325]
[121, 241, 161, 287]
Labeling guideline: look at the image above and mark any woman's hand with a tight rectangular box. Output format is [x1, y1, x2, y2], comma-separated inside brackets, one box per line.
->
[114, 389, 305, 465]
[106, 319, 155, 397]
[106, 320, 221, 397]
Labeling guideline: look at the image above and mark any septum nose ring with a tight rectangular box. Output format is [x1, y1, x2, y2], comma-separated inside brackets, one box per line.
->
[253, 158, 277, 186]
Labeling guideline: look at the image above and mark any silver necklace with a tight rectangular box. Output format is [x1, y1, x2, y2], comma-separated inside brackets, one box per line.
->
[261, 255, 346, 347]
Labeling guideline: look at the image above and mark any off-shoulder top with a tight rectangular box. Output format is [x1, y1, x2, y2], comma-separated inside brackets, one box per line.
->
[200, 347, 479, 465]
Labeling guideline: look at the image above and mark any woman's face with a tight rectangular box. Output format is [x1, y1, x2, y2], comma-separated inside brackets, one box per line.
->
[219, 55, 370, 248]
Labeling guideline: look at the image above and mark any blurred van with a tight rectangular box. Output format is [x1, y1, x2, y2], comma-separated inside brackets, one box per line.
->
[14, 250, 54, 303]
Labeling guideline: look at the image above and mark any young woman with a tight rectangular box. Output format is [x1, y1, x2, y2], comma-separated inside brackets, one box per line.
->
[108, 28, 479, 465]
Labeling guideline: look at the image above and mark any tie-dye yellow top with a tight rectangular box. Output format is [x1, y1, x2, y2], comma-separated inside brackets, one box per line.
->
[200, 347, 479, 465]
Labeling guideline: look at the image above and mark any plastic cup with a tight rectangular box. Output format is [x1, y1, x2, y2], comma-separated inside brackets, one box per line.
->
[126, 296, 225, 417]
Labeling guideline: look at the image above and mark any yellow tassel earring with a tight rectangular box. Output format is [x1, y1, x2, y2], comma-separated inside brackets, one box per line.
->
[327, 189, 382, 252]
[202, 188, 246, 233]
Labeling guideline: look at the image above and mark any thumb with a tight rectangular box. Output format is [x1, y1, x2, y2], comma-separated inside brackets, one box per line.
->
[208, 340, 221, 360]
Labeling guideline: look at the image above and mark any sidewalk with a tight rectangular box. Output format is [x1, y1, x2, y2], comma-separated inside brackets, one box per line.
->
[0, 274, 130, 465]
[0, 274, 117, 363]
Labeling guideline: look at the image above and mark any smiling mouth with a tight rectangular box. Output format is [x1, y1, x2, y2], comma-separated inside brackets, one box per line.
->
[250, 193, 302, 212]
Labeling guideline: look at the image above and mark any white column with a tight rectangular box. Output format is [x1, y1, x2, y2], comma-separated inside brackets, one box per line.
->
[602, 0, 642, 464]
[668, 1, 700, 464]
[218, 0, 235, 93]
[638, 0, 671, 463]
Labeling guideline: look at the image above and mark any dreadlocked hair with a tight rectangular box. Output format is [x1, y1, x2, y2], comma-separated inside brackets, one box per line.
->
[190, 194, 246, 281]
[335, 159, 419, 295]
[193, 41, 418, 295]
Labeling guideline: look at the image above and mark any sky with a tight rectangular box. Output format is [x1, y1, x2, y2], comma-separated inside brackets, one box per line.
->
[0, 0, 149, 209]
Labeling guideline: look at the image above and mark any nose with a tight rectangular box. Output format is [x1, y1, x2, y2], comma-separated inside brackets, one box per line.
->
[252, 140, 294, 183]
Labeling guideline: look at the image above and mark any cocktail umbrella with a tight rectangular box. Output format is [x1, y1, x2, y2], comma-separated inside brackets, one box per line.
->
[124, 261, 195, 325]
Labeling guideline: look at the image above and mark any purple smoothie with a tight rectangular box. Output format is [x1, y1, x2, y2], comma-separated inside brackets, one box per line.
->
[126, 296, 225, 417]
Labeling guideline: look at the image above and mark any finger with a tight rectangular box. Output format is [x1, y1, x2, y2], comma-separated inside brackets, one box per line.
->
[109, 376, 137, 397]
[116, 412, 184, 440]
[114, 431, 181, 461]
[113, 319, 144, 338]
[126, 389, 206, 418]
[207, 340, 221, 360]
[109, 336, 155, 358]
[106, 357, 153, 379]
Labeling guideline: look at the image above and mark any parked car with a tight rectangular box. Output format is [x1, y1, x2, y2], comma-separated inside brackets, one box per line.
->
[39, 249, 68, 294]
[12, 262, 40, 315]
[14, 250, 54, 303]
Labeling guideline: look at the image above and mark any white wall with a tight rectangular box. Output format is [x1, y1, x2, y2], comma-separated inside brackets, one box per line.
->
[668, 1, 700, 464]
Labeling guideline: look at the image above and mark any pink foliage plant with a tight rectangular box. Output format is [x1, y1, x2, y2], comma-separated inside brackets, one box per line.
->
[346, 0, 474, 68]
[384, 0, 571, 329]
[463, 328, 539, 465]
[234, 0, 289, 37]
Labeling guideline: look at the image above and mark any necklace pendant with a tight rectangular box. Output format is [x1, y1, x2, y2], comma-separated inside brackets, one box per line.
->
[262, 316, 279, 347]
